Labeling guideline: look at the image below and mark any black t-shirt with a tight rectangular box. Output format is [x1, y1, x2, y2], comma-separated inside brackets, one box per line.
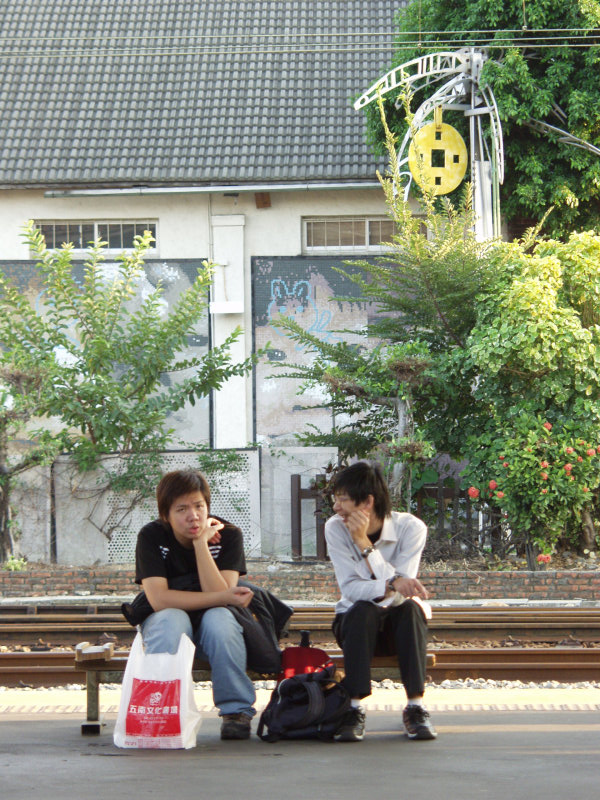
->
[134, 517, 247, 586]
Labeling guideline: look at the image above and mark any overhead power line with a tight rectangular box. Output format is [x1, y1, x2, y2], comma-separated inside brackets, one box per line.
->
[0, 28, 597, 62]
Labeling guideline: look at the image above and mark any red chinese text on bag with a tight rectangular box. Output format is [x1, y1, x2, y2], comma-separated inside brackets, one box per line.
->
[125, 678, 182, 738]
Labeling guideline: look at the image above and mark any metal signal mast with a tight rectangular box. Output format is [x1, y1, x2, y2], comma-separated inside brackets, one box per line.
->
[355, 48, 503, 240]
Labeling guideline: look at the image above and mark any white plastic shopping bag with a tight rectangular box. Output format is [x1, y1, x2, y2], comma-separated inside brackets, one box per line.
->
[113, 631, 202, 749]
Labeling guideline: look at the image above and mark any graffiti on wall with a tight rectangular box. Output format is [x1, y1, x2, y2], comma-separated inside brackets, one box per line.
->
[252, 256, 379, 443]
[0, 259, 211, 445]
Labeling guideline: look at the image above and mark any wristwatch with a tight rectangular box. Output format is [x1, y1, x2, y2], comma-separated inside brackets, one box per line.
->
[387, 578, 397, 592]
[361, 545, 375, 558]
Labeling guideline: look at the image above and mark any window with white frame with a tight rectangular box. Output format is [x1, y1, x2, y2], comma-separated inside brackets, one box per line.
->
[33, 220, 158, 254]
[303, 216, 396, 254]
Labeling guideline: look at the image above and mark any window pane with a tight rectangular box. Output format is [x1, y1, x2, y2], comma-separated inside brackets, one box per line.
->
[67, 223, 82, 249]
[339, 219, 357, 246]
[39, 224, 54, 249]
[305, 221, 314, 247]
[310, 221, 326, 246]
[368, 219, 395, 245]
[325, 220, 341, 247]
[82, 223, 95, 246]
[122, 223, 135, 248]
[134, 222, 156, 244]
[54, 223, 68, 247]
[108, 224, 122, 249]
[32, 220, 155, 251]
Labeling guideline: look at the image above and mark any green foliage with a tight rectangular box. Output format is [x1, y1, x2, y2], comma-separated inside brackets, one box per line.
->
[365, 0, 600, 236]
[1, 554, 27, 572]
[275, 94, 600, 552]
[457, 230, 600, 551]
[0, 223, 258, 558]
[462, 417, 600, 552]
[0, 222, 256, 466]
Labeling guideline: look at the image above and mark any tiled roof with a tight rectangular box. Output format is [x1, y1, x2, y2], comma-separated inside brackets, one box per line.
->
[0, 1, 405, 188]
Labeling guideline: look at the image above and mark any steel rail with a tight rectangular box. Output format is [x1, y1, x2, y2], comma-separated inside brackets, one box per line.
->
[1, 647, 599, 688]
[3, 605, 600, 646]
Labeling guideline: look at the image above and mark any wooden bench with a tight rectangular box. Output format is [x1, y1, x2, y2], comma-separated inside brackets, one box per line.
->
[74, 641, 436, 735]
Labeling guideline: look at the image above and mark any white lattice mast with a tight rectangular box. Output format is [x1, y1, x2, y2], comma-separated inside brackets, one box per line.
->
[355, 48, 504, 240]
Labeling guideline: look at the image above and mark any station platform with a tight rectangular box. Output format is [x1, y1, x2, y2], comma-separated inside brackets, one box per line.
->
[1, 701, 599, 800]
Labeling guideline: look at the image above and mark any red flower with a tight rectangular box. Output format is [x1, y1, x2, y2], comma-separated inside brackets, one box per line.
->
[488, 480, 498, 490]
[587, 448, 596, 457]
[498, 455, 505, 461]
[543, 422, 552, 431]
[541, 488, 548, 494]
[540, 460, 549, 468]
[496, 491, 505, 499]
[537, 553, 551, 564]
[564, 463, 573, 472]
[540, 472, 548, 480]
[578, 456, 584, 462]
[503, 462, 509, 468]
[583, 487, 590, 493]
[467, 487, 480, 499]
[565, 446, 574, 454]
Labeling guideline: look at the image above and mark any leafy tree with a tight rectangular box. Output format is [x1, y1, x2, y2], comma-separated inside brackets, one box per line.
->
[364, 0, 600, 236]
[0, 223, 256, 559]
[272, 104, 497, 506]
[275, 103, 600, 559]
[459, 231, 600, 558]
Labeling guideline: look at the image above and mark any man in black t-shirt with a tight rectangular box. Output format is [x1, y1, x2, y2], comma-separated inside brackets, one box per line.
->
[135, 469, 257, 741]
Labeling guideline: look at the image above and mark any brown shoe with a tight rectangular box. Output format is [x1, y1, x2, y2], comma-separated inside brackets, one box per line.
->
[220, 712, 252, 740]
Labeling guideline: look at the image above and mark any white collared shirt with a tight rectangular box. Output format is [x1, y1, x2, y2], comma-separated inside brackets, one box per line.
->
[325, 511, 427, 614]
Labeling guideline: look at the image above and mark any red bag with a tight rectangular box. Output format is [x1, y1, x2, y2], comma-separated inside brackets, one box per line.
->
[279, 630, 330, 682]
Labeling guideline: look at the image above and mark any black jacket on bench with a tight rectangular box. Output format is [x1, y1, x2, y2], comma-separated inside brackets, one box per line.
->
[121, 577, 293, 674]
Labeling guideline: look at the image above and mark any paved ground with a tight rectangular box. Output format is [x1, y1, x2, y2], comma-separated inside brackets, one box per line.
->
[2, 686, 600, 800]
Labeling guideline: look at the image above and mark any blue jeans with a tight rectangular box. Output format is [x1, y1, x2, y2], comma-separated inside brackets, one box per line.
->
[141, 607, 256, 718]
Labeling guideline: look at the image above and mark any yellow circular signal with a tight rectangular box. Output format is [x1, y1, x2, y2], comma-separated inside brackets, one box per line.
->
[408, 122, 468, 195]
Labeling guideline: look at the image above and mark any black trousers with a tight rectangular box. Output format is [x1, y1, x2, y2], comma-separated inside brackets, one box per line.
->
[332, 599, 429, 699]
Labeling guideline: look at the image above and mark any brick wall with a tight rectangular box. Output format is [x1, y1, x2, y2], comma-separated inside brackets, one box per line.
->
[1, 562, 600, 603]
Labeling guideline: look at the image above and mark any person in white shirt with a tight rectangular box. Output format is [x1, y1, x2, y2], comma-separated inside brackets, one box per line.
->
[325, 461, 437, 742]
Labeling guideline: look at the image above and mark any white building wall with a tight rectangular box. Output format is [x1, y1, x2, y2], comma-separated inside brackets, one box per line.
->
[0, 185, 389, 560]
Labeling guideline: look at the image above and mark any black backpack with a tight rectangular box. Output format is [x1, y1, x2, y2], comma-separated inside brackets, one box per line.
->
[257, 662, 351, 742]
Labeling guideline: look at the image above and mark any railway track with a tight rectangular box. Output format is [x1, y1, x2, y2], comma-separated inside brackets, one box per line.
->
[3, 604, 600, 646]
[1, 604, 599, 686]
[1, 646, 599, 688]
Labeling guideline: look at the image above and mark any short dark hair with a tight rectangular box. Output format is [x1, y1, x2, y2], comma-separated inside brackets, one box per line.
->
[330, 461, 391, 520]
[156, 469, 211, 522]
